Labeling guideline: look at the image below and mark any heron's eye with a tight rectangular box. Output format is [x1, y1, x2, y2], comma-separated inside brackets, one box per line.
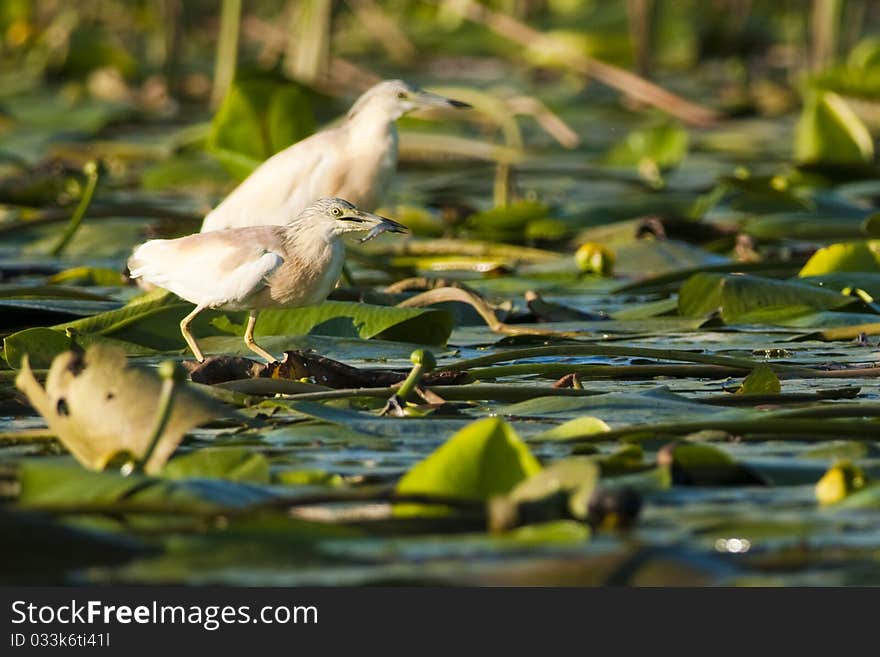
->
[331, 207, 342, 217]
[397, 92, 407, 100]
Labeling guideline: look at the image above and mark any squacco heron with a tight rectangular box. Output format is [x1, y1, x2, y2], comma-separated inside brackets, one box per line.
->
[128, 198, 407, 363]
[200, 80, 470, 232]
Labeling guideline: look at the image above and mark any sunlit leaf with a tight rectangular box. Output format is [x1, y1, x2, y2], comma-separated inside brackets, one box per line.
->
[794, 92, 874, 165]
[48, 267, 127, 286]
[799, 241, 880, 276]
[15, 346, 226, 474]
[816, 461, 867, 506]
[528, 416, 611, 442]
[395, 417, 541, 515]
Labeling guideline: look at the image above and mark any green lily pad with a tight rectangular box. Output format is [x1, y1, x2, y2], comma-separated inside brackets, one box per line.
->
[678, 272, 858, 322]
[738, 364, 781, 395]
[18, 458, 277, 511]
[161, 448, 270, 484]
[395, 417, 541, 515]
[795, 91, 874, 165]
[606, 121, 689, 171]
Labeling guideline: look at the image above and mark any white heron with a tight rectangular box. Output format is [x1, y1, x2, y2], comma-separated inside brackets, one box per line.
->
[129, 198, 407, 363]
[200, 80, 470, 232]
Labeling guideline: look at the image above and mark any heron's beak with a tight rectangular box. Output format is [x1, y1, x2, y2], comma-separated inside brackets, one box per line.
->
[347, 210, 408, 242]
[415, 90, 472, 110]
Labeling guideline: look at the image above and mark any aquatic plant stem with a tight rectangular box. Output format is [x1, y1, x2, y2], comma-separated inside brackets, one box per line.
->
[136, 361, 182, 473]
[439, 344, 818, 374]
[381, 349, 436, 415]
[49, 162, 99, 257]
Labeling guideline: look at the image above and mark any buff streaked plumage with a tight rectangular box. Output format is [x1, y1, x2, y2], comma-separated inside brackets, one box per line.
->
[129, 198, 407, 363]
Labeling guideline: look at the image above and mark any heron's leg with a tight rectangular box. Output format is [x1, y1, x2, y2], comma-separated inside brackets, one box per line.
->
[180, 303, 207, 362]
[244, 311, 277, 363]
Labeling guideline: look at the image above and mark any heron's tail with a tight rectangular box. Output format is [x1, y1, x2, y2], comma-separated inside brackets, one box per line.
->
[127, 240, 175, 285]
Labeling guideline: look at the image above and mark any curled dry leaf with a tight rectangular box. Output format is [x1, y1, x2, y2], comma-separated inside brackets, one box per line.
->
[551, 373, 583, 389]
[185, 355, 266, 384]
[15, 345, 227, 474]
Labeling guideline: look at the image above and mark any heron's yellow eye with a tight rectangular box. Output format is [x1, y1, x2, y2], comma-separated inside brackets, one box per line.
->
[332, 207, 342, 217]
[397, 92, 407, 100]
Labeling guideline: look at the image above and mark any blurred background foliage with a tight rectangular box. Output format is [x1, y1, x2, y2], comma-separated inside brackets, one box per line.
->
[0, 0, 878, 256]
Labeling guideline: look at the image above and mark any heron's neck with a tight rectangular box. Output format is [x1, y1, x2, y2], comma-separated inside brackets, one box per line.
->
[346, 101, 399, 138]
[282, 219, 341, 260]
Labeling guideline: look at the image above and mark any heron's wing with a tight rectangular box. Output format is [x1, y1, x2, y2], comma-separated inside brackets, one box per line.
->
[128, 229, 284, 306]
[201, 128, 348, 232]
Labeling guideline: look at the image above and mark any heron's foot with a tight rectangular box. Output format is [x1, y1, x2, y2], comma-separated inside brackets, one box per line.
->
[380, 395, 406, 417]
[245, 339, 277, 364]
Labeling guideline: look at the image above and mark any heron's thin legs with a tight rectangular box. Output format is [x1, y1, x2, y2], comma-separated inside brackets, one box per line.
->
[244, 311, 277, 363]
[180, 303, 208, 362]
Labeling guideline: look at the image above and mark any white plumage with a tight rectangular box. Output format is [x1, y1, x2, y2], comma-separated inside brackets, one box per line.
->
[200, 80, 470, 232]
[129, 236, 284, 308]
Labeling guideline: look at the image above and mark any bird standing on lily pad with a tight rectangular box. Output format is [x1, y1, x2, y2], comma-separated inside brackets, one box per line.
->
[128, 198, 407, 363]
[200, 80, 471, 232]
